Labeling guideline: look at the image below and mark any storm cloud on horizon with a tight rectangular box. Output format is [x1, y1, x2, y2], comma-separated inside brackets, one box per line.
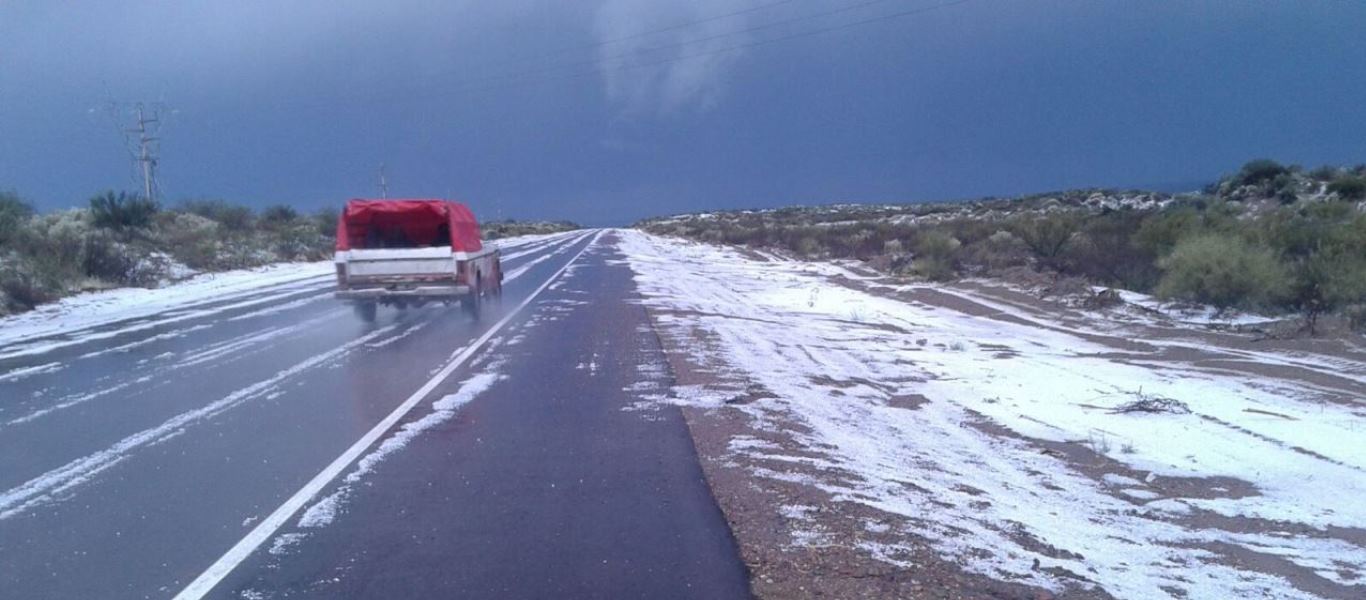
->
[2, 0, 1365, 225]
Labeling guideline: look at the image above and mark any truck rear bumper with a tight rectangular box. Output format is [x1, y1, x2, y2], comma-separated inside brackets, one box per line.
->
[335, 284, 471, 300]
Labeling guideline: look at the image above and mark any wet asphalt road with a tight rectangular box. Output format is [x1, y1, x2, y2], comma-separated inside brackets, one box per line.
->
[0, 231, 749, 599]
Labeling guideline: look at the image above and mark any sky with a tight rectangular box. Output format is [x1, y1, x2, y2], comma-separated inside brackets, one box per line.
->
[2, 0, 1364, 226]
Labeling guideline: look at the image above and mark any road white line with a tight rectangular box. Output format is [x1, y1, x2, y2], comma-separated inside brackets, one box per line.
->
[173, 229, 603, 600]
[499, 231, 586, 261]
[504, 231, 596, 282]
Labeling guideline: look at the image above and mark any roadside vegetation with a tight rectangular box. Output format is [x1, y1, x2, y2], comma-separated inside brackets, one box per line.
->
[0, 192, 578, 317]
[638, 160, 1366, 334]
[480, 219, 580, 240]
[0, 192, 337, 316]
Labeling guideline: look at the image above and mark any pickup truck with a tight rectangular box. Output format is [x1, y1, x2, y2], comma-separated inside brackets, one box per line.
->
[333, 199, 501, 321]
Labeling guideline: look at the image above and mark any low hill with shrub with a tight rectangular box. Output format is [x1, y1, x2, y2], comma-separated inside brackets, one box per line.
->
[480, 219, 580, 240]
[637, 160, 1366, 335]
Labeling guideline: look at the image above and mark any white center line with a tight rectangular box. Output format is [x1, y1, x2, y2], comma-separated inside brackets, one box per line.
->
[174, 230, 603, 600]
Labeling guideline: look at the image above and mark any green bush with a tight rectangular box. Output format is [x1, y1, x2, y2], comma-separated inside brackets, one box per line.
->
[157, 212, 221, 270]
[16, 210, 89, 284]
[272, 223, 324, 261]
[1233, 159, 1290, 188]
[90, 191, 158, 230]
[180, 199, 254, 232]
[1281, 209, 1366, 330]
[1346, 304, 1366, 332]
[912, 231, 961, 281]
[82, 228, 138, 284]
[313, 207, 339, 238]
[1156, 233, 1289, 310]
[1010, 212, 1082, 270]
[1066, 210, 1157, 289]
[0, 252, 62, 312]
[0, 191, 33, 246]
[963, 230, 1030, 272]
[1287, 249, 1366, 331]
[793, 236, 822, 257]
[260, 204, 298, 227]
[1327, 176, 1366, 200]
[1272, 173, 1299, 204]
[0, 193, 345, 314]
[1309, 166, 1340, 182]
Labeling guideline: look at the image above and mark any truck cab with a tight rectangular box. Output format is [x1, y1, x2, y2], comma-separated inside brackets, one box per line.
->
[333, 199, 501, 321]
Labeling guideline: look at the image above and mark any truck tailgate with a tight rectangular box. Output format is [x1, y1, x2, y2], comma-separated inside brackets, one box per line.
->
[341, 247, 454, 277]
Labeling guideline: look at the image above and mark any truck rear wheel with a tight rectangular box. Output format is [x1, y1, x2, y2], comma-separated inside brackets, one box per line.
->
[464, 274, 483, 320]
[354, 301, 377, 322]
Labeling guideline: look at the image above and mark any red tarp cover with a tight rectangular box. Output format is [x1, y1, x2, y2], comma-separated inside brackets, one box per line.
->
[335, 199, 483, 252]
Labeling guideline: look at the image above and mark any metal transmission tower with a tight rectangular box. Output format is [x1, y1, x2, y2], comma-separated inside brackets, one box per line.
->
[378, 163, 389, 199]
[127, 103, 161, 202]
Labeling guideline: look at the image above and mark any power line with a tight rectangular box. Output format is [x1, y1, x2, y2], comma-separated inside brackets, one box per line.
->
[129, 104, 160, 202]
[104, 100, 166, 201]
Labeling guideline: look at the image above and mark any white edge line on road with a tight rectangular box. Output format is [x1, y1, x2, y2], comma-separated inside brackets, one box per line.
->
[173, 229, 603, 600]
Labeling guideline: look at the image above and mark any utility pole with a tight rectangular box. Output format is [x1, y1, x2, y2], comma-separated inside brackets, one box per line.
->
[129, 103, 159, 202]
[378, 163, 388, 199]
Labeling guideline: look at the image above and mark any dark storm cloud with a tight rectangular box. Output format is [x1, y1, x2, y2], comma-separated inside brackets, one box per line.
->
[2, 1, 1365, 225]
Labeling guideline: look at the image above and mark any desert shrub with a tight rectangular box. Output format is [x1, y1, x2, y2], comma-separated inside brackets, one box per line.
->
[1271, 173, 1300, 204]
[259, 204, 299, 227]
[965, 230, 1031, 272]
[271, 222, 325, 261]
[122, 252, 178, 287]
[1286, 248, 1366, 332]
[1233, 159, 1290, 188]
[723, 226, 761, 246]
[15, 210, 89, 284]
[482, 219, 580, 239]
[313, 207, 339, 238]
[1261, 201, 1354, 259]
[1309, 166, 1340, 182]
[1010, 212, 1083, 270]
[1327, 176, 1366, 201]
[180, 199, 254, 232]
[157, 212, 221, 270]
[793, 236, 822, 257]
[1066, 210, 1158, 290]
[81, 228, 139, 284]
[89, 191, 158, 231]
[0, 191, 33, 246]
[1272, 208, 1366, 331]
[1156, 233, 1289, 310]
[1346, 304, 1366, 332]
[0, 252, 62, 312]
[911, 231, 961, 281]
[1132, 201, 1240, 259]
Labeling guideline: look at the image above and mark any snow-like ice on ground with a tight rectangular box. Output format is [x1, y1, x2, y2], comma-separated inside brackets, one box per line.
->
[0, 262, 333, 350]
[0, 230, 575, 357]
[616, 230, 1366, 599]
